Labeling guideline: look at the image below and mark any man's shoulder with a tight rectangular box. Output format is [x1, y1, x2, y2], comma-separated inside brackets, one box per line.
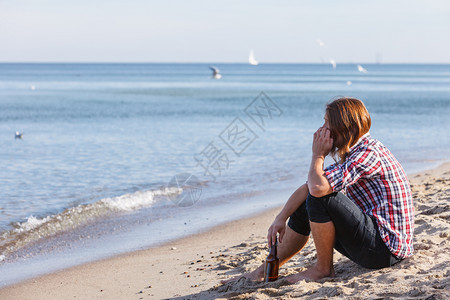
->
[357, 134, 387, 154]
[347, 136, 383, 166]
[349, 134, 378, 154]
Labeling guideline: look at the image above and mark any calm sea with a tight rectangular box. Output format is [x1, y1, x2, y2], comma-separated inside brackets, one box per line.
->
[0, 63, 449, 285]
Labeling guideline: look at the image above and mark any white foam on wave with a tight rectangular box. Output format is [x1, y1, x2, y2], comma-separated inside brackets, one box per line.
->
[14, 216, 52, 233]
[102, 187, 181, 211]
[0, 186, 183, 258]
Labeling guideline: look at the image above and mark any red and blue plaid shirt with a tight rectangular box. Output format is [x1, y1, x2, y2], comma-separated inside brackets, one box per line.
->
[324, 133, 414, 259]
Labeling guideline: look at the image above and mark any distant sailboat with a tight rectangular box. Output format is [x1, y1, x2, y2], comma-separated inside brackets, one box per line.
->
[249, 50, 259, 65]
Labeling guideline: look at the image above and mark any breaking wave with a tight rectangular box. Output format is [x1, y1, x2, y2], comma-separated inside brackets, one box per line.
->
[0, 187, 182, 259]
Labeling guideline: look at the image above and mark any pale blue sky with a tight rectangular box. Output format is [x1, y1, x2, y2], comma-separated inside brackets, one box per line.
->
[1, 0, 449, 63]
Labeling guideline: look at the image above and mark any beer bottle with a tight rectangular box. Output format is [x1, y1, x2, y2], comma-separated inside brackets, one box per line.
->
[264, 237, 279, 282]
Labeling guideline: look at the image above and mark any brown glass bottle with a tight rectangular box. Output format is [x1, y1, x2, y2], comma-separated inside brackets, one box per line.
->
[264, 239, 279, 282]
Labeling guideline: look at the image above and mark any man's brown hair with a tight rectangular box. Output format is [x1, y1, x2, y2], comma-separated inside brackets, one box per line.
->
[326, 97, 371, 163]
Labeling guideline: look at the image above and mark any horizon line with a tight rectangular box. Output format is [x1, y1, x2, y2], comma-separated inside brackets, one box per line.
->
[1, 61, 450, 65]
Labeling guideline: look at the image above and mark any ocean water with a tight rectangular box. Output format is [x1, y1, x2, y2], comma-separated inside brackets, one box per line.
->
[0, 63, 449, 285]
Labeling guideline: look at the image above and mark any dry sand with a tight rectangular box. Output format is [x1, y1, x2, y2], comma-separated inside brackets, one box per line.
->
[0, 162, 449, 299]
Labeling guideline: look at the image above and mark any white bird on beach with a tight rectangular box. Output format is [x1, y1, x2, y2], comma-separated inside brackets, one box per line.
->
[209, 66, 222, 79]
[357, 64, 368, 73]
[30, 85, 36, 90]
[347, 80, 352, 86]
[15, 131, 24, 139]
[329, 59, 336, 69]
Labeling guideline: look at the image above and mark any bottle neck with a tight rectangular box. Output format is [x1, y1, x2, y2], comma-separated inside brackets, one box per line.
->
[269, 242, 277, 257]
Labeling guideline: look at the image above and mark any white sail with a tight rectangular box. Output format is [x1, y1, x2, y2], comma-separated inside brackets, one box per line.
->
[249, 50, 259, 65]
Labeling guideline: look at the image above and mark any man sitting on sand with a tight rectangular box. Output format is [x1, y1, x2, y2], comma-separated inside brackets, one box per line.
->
[224, 97, 414, 283]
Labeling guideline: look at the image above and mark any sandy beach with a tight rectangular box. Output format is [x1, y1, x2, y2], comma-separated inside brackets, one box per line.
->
[0, 162, 449, 299]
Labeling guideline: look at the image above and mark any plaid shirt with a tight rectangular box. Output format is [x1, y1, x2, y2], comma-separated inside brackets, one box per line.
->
[324, 133, 414, 259]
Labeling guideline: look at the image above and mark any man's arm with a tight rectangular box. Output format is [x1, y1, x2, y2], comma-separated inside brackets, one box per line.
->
[308, 126, 333, 197]
[267, 126, 334, 245]
[277, 183, 309, 221]
[267, 183, 308, 246]
[308, 155, 333, 197]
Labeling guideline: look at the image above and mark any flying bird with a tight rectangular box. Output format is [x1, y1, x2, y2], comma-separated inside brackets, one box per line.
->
[316, 39, 326, 47]
[357, 65, 368, 73]
[209, 66, 222, 79]
[15, 131, 24, 139]
[329, 59, 336, 69]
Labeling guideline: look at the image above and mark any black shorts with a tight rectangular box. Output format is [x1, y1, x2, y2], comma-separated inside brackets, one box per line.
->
[288, 192, 402, 269]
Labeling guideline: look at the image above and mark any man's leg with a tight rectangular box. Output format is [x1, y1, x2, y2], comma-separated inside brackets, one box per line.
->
[324, 193, 402, 269]
[286, 192, 342, 283]
[221, 226, 309, 283]
[286, 192, 401, 284]
[286, 221, 335, 283]
[222, 192, 312, 284]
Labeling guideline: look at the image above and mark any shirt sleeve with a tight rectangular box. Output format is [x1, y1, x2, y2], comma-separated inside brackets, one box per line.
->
[324, 147, 381, 192]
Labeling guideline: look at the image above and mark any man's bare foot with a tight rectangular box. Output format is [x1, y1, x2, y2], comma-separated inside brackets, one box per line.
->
[220, 266, 264, 284]
[286, 265, 335, 284]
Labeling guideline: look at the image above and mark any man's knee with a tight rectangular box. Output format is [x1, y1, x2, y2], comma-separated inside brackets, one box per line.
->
[287, 203, 311, 236]
[306, 192, 338, 223]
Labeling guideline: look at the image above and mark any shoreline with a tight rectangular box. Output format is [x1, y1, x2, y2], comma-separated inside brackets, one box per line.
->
[0, 161, 449, 299]
[0, 187, 293, 288]
[0, 203, 284, 299]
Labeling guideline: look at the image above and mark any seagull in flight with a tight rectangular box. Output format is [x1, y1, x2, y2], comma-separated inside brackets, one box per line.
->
[329, 59, 336, 69]
[15, 131, 24, 139]
[357, 64, 368, 73]
[316, 38, 326, 47]
[209, 66, 222, 79]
